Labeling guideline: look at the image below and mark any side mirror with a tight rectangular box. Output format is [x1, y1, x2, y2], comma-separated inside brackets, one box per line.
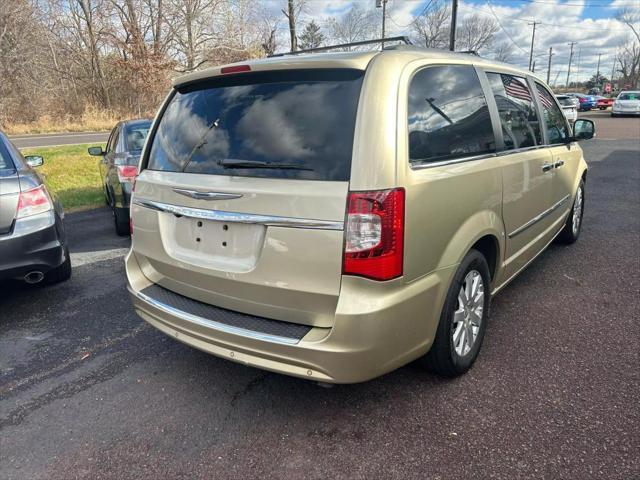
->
[573, 119, 595, 141]
[88, 146, 104, 156]
[24, 155, 44, 168]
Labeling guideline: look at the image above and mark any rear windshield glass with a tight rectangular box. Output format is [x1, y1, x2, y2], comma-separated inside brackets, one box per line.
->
[557, 97, 574, 107]
[125, 122, 151, 151]
[146, 69, 364, 181]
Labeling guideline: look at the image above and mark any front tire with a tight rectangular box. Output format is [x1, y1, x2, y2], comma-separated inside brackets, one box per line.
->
[422, 249, 491, 377]
[557, 180, 585, 244]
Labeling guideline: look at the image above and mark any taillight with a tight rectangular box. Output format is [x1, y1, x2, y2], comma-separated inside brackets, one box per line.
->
[343, 188, 405, 281]
[117, 165, 138, 183]
[579, 97, 587, 103]
[16, 185, 53, 219]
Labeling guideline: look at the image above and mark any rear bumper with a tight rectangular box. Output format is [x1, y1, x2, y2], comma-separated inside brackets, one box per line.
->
[126, 250, 454, 383]
[0, 211, 67, 280]
[612, 108, 640, 115]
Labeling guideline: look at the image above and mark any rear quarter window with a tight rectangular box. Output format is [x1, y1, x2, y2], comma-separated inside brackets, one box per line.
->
[407, 65, 496, 165]
[146, 69, 364, 181]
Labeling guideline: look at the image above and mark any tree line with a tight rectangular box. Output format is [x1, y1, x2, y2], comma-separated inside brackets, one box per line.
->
[0, 0, 638, 128]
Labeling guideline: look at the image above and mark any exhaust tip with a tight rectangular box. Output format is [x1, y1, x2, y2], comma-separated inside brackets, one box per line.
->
[24, 271, 45, 284]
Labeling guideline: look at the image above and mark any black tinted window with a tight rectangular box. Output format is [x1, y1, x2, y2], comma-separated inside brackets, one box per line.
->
[408, 65, 495, 164]
[147, 69, 364, 181]
[486, 73, 542, 150]
[536, 83, 569, 144]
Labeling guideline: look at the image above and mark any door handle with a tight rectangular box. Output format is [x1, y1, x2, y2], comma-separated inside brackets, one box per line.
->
[542, 163, 554, 172]
[554, 160, 565, 169]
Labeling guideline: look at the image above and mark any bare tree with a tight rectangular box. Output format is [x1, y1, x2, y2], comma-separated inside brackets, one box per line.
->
[410, 0, 450, 49]
[492, 41, 514, 63]
[327, 4, 377, 49]
[456, 13, 498, 53]
[616, 7, 640, 88]
[282, 0, 305, 52]
[617, 7, 640, 45]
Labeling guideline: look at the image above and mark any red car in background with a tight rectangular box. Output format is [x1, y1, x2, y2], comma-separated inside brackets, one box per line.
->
[596, 96, 614, 110]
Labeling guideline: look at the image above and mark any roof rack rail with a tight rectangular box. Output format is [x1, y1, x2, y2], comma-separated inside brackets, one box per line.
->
[268, 36, 412, 58]
[457, 50, 480, 56]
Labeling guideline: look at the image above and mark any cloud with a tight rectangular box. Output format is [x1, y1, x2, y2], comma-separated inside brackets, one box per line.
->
[263, 0, 635, 85]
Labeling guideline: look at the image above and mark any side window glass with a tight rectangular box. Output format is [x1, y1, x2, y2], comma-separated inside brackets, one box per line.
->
[107, 127, 119, 153]
[408, 65, 496, 164]
[486, 73, 542, 150]
[535, 83, 569, 144]
[0, 139, 15, 170]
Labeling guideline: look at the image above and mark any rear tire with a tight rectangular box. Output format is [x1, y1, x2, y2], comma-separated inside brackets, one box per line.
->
[45, 247, 72, 284]
[421, 249, 491, 377]
[557, 180, 585, 244]
[114, 208, 130, 236]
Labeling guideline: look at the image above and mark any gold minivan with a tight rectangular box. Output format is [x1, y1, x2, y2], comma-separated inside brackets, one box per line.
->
[126, 45, 593, 383]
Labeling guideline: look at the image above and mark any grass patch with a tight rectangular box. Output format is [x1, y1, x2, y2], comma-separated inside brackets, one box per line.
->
[21, 143, 105, 212]
[4, 106, 121, 135]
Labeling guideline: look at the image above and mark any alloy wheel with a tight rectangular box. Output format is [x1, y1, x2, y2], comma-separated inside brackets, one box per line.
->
[452, 270, 485, 357]
[572, 186, 583, 235]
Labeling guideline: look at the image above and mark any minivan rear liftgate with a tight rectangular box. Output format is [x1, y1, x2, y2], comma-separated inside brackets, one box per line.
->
[128, 68, 365, 330]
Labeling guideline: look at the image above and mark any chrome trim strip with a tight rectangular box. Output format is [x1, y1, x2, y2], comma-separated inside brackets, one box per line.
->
[497, 145, 545, 157]
[173, 188, 243, 201]
[508, 194, 571, 238]
[410, 152, 497, 170]
[133, 287, 302, 345]
[133, 198, 344, 231]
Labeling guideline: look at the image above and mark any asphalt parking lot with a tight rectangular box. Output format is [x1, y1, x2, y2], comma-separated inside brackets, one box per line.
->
[1, 112, 639, 479]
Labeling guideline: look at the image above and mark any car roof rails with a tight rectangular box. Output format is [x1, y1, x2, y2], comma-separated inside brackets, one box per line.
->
[268, 36, 413, 58]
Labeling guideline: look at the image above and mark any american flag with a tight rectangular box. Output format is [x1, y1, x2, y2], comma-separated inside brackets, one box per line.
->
[536, 86, 556, 110]
[502, 74, 554, 110]
[502, 75, 532, 102]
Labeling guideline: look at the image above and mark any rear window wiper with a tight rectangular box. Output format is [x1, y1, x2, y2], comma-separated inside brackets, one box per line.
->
[217, 159, 314, 171]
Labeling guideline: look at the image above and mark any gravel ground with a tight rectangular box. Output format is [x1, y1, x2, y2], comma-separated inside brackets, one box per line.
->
[1, 128, 638, 479]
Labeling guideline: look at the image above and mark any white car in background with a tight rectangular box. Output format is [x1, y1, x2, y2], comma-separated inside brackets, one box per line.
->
[556, 95, 578, 123]
[612, 91, 640, 116]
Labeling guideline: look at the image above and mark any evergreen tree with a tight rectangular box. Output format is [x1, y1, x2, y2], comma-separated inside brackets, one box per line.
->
[299, 20, 325, 50]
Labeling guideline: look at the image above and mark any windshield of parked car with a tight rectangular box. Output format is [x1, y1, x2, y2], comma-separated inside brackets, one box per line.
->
[146, 69, 364, 181]
[125, 123, 151, 151]
[618, 92, 639, 101]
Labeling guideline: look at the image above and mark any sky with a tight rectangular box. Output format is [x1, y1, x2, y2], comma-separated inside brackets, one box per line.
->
[265, 0, 640, 86]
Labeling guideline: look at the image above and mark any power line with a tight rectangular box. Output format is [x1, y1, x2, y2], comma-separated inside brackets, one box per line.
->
[485, 0, 529, 54]
[463, 2, 630, 32]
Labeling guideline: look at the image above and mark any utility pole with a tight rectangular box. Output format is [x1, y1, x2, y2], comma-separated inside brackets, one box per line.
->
[611, 57, 617, 89]
[532, 60, 536, 73]
[566, 42, 577, 88]
[576, 48, 582, 86]
[376, 0, 388, 49]
[595, 52, 602, 85]
[528, 21, 539, 71]
[449, 0, 458, 51]
[547, 47, 554, 84]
